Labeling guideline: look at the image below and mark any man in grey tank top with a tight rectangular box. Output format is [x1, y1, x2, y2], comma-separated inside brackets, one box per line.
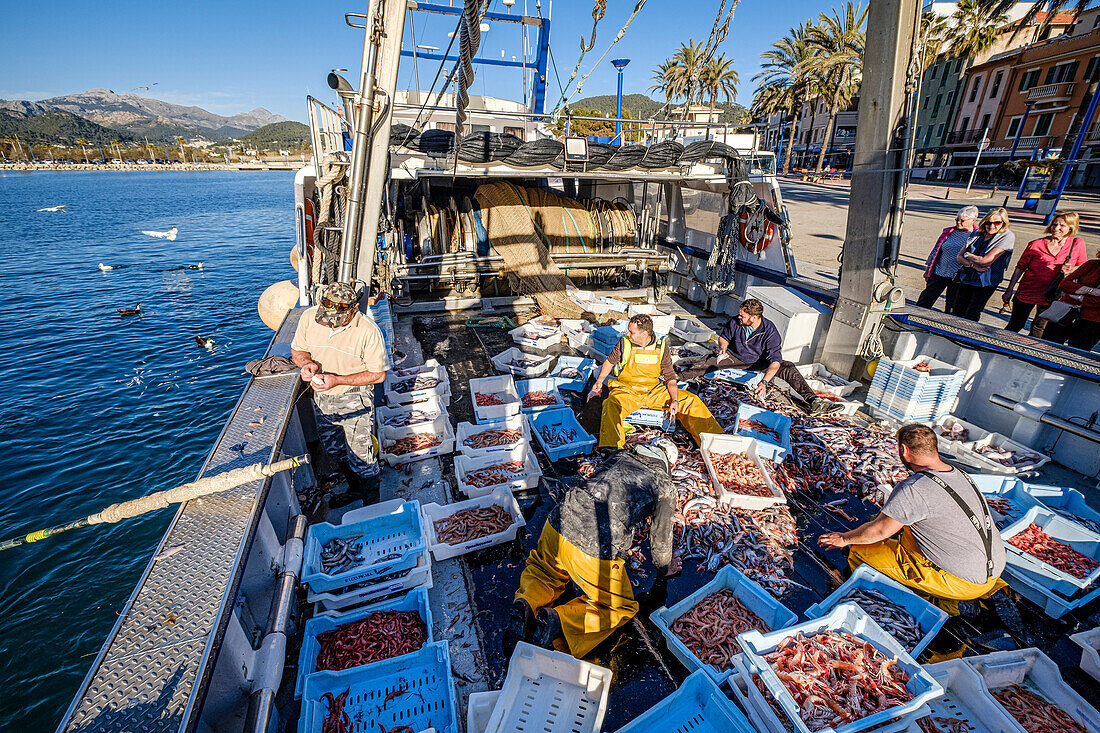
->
[818, 424, 1006, 615]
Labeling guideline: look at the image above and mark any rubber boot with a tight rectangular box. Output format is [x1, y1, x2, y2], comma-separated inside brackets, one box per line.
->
[503, 598, 536, 659]
[532, 606, 563, 650]
[346, 469, 381, 506]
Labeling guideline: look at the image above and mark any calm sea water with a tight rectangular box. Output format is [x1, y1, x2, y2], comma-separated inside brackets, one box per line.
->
[0, 171, 294, 730]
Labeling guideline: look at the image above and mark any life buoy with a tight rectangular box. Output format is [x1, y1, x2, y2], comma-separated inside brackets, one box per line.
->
[738, 205, 775, 254]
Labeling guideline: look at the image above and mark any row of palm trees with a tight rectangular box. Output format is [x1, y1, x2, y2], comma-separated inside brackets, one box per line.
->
[650, 43, 741, 118]
[2, 135, 199, 163]
[752, 0, 1012, 175]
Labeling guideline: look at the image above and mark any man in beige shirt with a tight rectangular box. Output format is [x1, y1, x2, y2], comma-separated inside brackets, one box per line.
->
[291, 283, 389, 499]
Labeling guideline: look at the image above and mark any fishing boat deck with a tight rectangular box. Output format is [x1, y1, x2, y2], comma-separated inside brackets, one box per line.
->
[58, 311, 312, 733]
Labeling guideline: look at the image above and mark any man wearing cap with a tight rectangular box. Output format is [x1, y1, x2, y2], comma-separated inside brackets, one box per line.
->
[508, 439, 683, 658]
[291, 283, 389, 500]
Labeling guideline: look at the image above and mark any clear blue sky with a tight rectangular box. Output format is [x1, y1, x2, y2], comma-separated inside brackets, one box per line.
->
[1, 0, 831, 123]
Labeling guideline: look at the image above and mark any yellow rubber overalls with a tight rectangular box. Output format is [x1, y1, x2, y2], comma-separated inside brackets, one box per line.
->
[598, 335, 721, 448]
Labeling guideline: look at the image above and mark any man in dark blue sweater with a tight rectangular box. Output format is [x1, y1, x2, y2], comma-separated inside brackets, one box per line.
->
[679, 298, 840, 415]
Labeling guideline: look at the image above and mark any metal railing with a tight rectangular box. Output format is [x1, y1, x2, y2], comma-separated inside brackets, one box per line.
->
[307, 95, 351, 178]
[1011, 134, 1064, 150]
[1027, 81, 1076, 101]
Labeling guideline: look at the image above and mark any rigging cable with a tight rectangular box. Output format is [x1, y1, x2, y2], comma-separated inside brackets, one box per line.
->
[553, 0, 649, 115]
[552, 0, 607, 114]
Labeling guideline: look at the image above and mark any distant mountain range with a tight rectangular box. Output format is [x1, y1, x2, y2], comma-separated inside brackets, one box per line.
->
[0, 89, 287, 143]
[571, 93, 748, 123]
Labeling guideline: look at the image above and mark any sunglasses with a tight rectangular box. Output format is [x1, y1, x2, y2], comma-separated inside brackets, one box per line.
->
[321, 296, 356, 312]
[985, 220, 1004, 227]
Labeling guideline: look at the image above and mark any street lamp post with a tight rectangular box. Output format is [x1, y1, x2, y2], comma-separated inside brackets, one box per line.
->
[612, 58, 630, 144]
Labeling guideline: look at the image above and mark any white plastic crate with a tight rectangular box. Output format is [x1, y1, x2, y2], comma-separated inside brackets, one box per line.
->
[391, 358, 443, 379]
[924, 415, 990, 455]
[671, 317, 717, 343]
[456, 415, 531, 458]
[906, 659, 1022, 733]
[611, 670, 755, 733]
[959, 433, 1051, 476]
[796, 363, 860, 398]
[385, 363, 451, 406]
[565, 327, 593, 350]
[420, 487, 525, 561]
[625, 407, 673, 432]
[1070, 627, 1100, 684]
[966, 648, 1100, 733]
[627, 303, 675, 335]
[486, 642, 612, 733]
[469, 374, 521, 423]
[738, 603, 944, 733]
[454, 445, 542, 498]
[1000, 505, 1100, 595]
[510, 322, 562, 350]
[698, 433, 786, 509]
[379, 417, 456, 467]
[377, 395, 447, 429]
[491, 347, 553, 377]
[515, 377, 567, 413]
[307, 547, 434, 612]
[467, 690, 502, 733]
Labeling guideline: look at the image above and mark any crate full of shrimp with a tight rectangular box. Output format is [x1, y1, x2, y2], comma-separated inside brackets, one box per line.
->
[650, 565, 797, 684]
[733, 404, 791, 461]
[802, 564, 948, 659]
[456, 415, 531, 458]
[698, 433, 786, 510]
[454, 444, 542, 498]
[530, 408, 596, 462]
[379, 416, 456, 467]
[1000, 505, 1100, 595]
[470, 374, 522, 423]
[515, 377, 567, 413]
[965, 648, 1100, 733]
[738, 602, 944, 733]
[420, 487, 525, 561]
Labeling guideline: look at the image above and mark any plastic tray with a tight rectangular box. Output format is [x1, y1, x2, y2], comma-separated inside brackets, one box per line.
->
[903, 659, 1022, 733]
[962, 433, 1051, 476]
[699, 433, 786, 508]
[651, 565, 797, 684]
[599, 296, 630, 313]
[925, 414, 991, 454]
[530, 408, 596, 462]
[709, 368, 764, 388]
[592, 323, 628, 350]
[625, 407, 673, 432]
[1000, 505, 1100, 595]
[510, 322, 562, 350]
[627, 303, 675, 335]
[302, 501, 426, 593]
[565, 327, 593, 350]
[1028, 483, 1100, 534]
[739, 603, 944, 733]
[966, 648, 1100, 733]
[796, 363, 861, 398]
[379, 417, 456, 467]
[454, 445, 542, 498]
[421, 487, 525, 561]
[515, 377, 567, 413]
[1000, 561, 1100, 619]
[485, 642, 612, 733]
[295, 587, 432, 699]
[467, 690, 501, 733]
[391, 358, 442, 379]
[385, 363, 452, 406]
[470, 374, 521, 423]
[298, 641, 458, 733]
[803, 564, 948, 658]
[308, 547, 433, 612]
[378, 395, 447, 430]
[671, 317, 717, 343]
[612, 669, 754, 733]
[456, 415, 531, 458]
[491, 347, 553, 377]
[550, 355, 597, 392]
[734, 404, 792, 460]
[975, 477, 1042, 529]
[1071, 627, 1100, 684]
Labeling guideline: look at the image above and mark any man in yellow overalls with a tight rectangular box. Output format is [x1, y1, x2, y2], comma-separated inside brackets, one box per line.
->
[589, 314, 722, 448]
[818, 424, 1007, 615]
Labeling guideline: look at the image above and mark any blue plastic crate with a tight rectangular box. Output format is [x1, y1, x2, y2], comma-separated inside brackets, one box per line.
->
[739, 603, 944, 733]
[803, 565, 948, 658]
[1002, 561, 1100, 618]
[974, 477, 1041, 529]
[299, 641, 457, 733]
[733, 404, 792, 461]
[1001, 505, 1100, 596]
[515, 377, 567, 413]
[593, 323, 627, 350]
[551, 356, 597, 392]
[650, 565, 797, 684]
[302, 501, 426, 593]
[530, 408, 596, 461]
[1028, 483, 1100, 535]
[295, 587, 432, 699]
[611, 670, 755, 733]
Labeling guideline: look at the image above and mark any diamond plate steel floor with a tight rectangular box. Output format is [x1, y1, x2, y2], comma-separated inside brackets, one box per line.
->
[58, 309, 305, 733]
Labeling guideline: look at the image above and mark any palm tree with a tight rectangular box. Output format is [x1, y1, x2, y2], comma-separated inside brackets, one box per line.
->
[753, 23, 818, 174]
[111, 139, 123, 162]
[175, 137, 188, 164]
[919, 11, 950, 69]
[700, 54, 740, 113]
[805, 1, 868, 173]
[649, 39, 710, 117]
[4, 134, 24, 161]
[75, 137, 90, 164]
[993, 0, 1090, 37]
[649, 60, 679, 104]
[946, 0, 1008, 61]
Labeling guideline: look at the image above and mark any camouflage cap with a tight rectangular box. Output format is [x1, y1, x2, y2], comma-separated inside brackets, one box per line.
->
[315, 282, 359, 328]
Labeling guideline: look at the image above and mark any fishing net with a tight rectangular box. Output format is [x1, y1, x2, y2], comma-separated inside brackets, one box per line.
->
[473, 182, 586, 318]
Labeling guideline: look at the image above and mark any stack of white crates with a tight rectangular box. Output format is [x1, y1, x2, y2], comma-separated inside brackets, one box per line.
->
[866, 355, 965, 424]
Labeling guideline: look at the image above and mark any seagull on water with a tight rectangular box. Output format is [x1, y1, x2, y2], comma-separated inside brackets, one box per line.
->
[98, 263, 114, 272]
[186, 262, 204, 271]
[195, 335, 215, 350]
[140, 226, 178, 241]
[37, 205, 68, 213]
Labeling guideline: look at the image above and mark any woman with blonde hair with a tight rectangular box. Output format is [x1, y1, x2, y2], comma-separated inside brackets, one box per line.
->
[1001, 211, 1086, 336]
[952, 207, 1015, 321]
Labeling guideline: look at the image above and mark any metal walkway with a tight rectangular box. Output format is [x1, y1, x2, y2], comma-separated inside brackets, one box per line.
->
[58, 311, 304, 733]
